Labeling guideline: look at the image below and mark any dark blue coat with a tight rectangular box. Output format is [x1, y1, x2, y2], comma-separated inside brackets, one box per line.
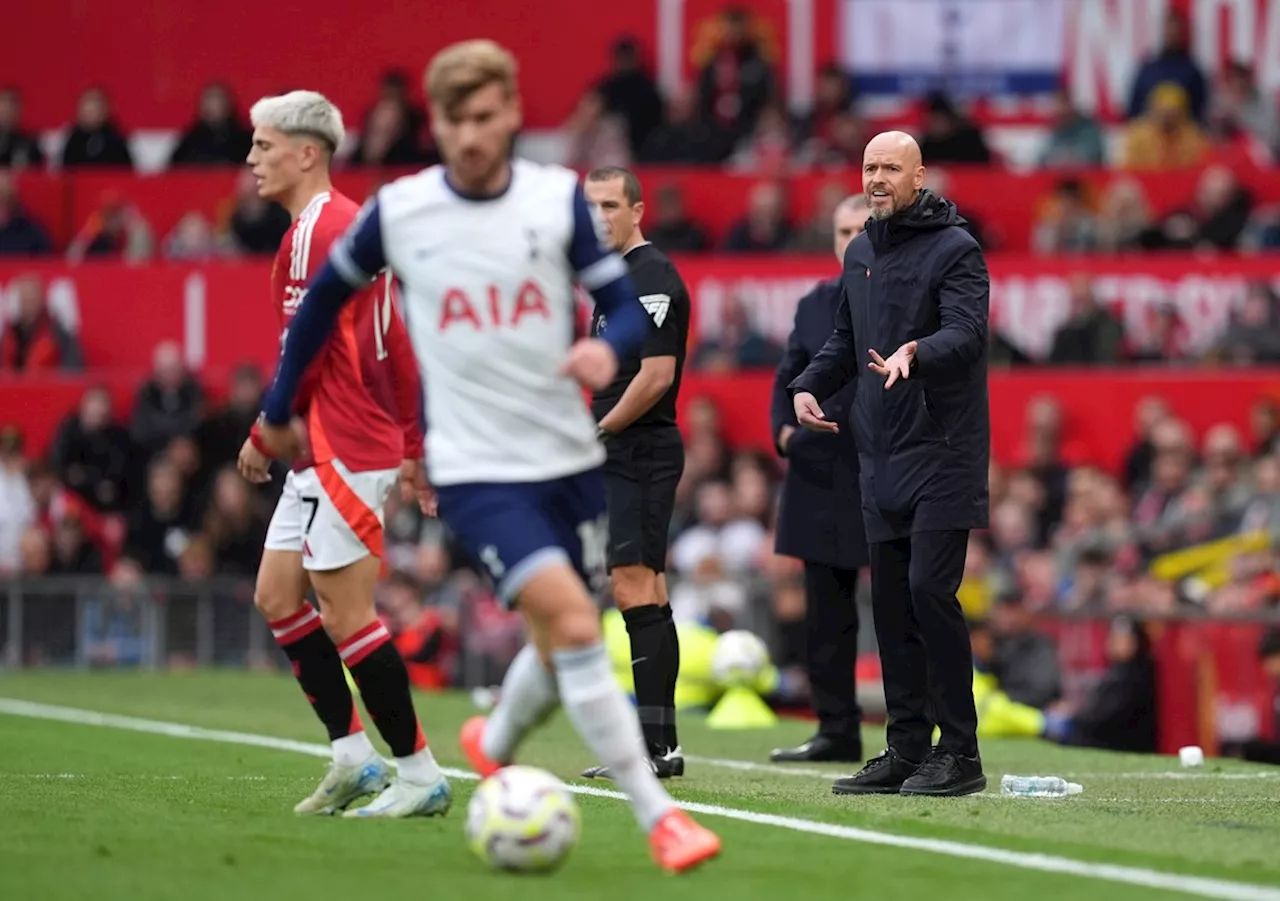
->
[790, 190, 990, 543]
[771, 276, 868, 570]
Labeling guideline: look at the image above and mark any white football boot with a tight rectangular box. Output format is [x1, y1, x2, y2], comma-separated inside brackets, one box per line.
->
[342, 774, 453, 819]
[293, 755, 392, 815]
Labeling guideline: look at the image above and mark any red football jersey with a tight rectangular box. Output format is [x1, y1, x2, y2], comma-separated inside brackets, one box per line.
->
[259, 190, 422, 473]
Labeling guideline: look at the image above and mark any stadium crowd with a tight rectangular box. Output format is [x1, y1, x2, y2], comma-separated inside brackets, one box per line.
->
[2, 5, 1280, 758]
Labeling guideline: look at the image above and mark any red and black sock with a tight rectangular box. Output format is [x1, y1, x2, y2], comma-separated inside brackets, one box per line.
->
[338, 621, 426, 758]
[269, 604, 363, 742]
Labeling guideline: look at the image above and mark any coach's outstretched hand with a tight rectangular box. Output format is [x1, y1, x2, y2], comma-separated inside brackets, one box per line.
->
[794, 391, 838, 433]
[868, 341, 917, 389]
[560, 338, 618, 392]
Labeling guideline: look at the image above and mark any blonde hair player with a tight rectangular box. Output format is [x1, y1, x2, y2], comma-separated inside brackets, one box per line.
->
[240, 90, 450, 819]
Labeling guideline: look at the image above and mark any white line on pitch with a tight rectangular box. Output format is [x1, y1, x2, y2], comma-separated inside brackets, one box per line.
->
[2, 698, 1279, 901]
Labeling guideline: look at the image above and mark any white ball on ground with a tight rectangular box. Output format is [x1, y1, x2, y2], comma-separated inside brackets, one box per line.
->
[465, 765, 581, 873]
[711, 630, 770, 689]
[1179, 745, 1204, 768]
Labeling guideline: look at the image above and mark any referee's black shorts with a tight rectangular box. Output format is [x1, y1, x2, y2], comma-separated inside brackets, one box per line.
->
[602, 426, 684, 573]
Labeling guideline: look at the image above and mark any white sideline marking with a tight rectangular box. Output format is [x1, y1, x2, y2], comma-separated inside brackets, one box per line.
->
[2, 699, 1279, 901]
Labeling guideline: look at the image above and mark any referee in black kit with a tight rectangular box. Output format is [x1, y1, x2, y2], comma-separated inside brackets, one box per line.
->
[579, 166, 690, 780]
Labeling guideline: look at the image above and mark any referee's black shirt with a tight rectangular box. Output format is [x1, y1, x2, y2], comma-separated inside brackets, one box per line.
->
[590, 242, 690, 429]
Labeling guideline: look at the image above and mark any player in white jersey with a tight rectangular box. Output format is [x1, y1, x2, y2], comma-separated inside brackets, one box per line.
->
[258, 40, 721, 873]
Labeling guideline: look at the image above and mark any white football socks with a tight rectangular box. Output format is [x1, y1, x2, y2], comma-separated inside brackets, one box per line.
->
[331, 730, 377, 768]
[396, 748, 443, 785]
[481, 642, 559, 764]
[553, 643, 675, 832]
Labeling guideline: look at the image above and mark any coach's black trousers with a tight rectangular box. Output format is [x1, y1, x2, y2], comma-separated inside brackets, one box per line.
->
[868, 530, 978, 760]
[803, 562, 862, 739]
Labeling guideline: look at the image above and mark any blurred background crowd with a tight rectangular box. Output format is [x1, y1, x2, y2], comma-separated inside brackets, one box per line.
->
[2, 0, 1280, 761]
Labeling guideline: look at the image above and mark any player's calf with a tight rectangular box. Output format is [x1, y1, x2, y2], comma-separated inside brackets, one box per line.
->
[255, 549, 376, 779]
[517, 562, 718, 867]
[609, 565, 680, 763]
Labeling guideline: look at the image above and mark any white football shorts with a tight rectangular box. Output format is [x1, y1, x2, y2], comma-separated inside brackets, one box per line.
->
[263, 459, 398, 571]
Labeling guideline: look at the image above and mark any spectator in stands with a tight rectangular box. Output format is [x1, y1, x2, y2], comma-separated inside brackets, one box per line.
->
[365, 69, 428, 141]
[1095, 178, 1159, 252]
[1060, 617, 1158, 753]
[124, 456, 196, 576]
[1251, 399, 1280, 458]
[793, 64, 855, 153]
[1032, 178, 1099, 255]
[806, 111, 867, 171]
[18, 524, 51, 576]
[0, 426, 35, 574]
[200, 466, 267, 575]
[164, 212, 231, 261]
[0, 171, 52, 256]
[594, 36, 664, 156]
[66, 192, 154, 262]
[0, 87, 45, 168]
[1037, 88, 1107, 168]
[1119, 82, 1210, 171]
[727, 103, 792, 174]
[1127, 10, 1207, 123]
[195, 362, 264, 485]
[690, 293, 781, 371]
[694, 7, 777, 146]
[638, 85, 732, 165]
[918, 91, 991, 164]
[563, 88, 631, 171]
[50, 386, 132, 513]
[1232, 629, 1280, 764]
[989, 595, 1062, 709]
[350, 97, 434, 168]
[0, 274, 83, 371]
[1123, 396, 1172, 492]
[671, 479, 767, 577]
[169, 83, 253, 167]
[786, 181, 846, 253]
[1186, 165, 1253, 250]
[223, 169, 290, 254]
[81, 557, 148, 668]
[644, 183, 709, 253]
[48, 511, 104, 575]
[1208, 62, 1279, 159]
[1129, 302, 1191, 364]
[1215, 283, 1280, 366]
[60, 88, 133, 169]
[1133, 417, 1196, 553]
[130, 341, 205, 458]
[381, 567, 458, 690]
[1046, 274, 1124, 365]
[722, 180, 791, 253]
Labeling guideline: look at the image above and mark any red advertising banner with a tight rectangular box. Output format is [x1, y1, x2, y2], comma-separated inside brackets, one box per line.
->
[14, 166, 1280, 259]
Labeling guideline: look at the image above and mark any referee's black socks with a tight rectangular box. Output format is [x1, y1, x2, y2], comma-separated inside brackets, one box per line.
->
[622, 603, 680, 757]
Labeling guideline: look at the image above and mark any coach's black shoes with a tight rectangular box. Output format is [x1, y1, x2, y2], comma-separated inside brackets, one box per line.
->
[831, 747, 921, 795]
[581, 747, 685, 780]
[899, 747, 987, 797]
[771, 734, 862, 764]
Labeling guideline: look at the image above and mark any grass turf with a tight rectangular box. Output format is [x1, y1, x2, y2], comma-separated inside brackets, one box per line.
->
[1, 671, 1278, 901]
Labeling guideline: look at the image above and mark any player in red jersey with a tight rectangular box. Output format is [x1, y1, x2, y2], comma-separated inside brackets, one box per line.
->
[237, 90, 450, 819]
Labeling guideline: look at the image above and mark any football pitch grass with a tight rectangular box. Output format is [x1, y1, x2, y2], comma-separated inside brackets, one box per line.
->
[2, 672, 1279, 901]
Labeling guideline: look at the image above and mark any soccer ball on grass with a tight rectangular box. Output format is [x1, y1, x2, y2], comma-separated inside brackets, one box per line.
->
[711, 629, 770, 689]
[465, 765, 581, 873]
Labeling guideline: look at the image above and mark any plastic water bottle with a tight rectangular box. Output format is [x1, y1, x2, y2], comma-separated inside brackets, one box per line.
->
[1000, 775, 1083, 798]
